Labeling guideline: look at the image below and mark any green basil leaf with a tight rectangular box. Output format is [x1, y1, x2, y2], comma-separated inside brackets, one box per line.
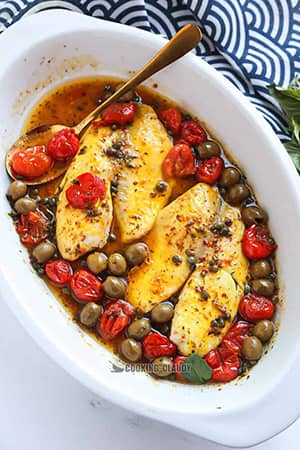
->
[181, 353, 212, 384]
[292, 117, 300, 144]
[269, 83, 300, 122]
[285, 139, 300, 171]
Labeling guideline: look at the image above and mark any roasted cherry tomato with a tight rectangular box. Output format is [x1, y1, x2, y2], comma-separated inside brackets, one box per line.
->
[162, 142, 195, 178]
[45, 259, 73, 286]
[173, 355, 187, 382]
[142, 332, 177, 360]
[221, 320, 253, 355]
[196, 156, 224, 185]
[160, 107, 182, 134]
[239, 293, 275, 322]
[205, 347, 240, 382]
[102, 102, 137, 126]
[11, 145, 53, 178]
[70, 269, 103, 303]
[242, 224, 277, 259]
[180, 119, 207, 145]
[16, 210, 48, 246]
[66, 172, 106, 209]
[98, 300, 135, 340]
[47, 128, 79, 160]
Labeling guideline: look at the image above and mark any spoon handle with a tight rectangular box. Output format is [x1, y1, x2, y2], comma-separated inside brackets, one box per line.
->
[75, 24, 202, 135]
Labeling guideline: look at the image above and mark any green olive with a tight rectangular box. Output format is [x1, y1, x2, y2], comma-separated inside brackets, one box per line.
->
[87, 252, 108, 274]
[252, 320, 274, 342]
[120, 338, 142, 362]
[127, 318, 151, 340]
[251, 279, 275, 297]
[218, 167, 240, 187]
[80, 302, 102, 327]
[115, 83, 134, 102]
[242, 336, 263, 361]
[14, 197, 37, 213]
[225, 183, 250, 205]
[32, 241, 56, 263]
[241, 206, 268, 227]
[7, 180, 27, 200]
[151, 302, 174, 323]
[250, 259, 272, 279]
[125, 242, 149, 266]
[108, 253, 127, 276]
[103, 276, 126, 298]
[152, 357, 173, 377]
[196, 140, 221, 160]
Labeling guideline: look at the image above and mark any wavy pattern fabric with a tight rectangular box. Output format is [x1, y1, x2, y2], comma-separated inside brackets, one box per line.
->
[0, 0, 299, 141]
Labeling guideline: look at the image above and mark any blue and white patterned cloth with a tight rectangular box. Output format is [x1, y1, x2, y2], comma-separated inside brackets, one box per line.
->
[0, 0, 300, 141]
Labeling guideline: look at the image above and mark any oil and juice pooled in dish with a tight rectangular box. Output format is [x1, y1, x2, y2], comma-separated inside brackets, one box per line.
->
[6, 77, 278, 383]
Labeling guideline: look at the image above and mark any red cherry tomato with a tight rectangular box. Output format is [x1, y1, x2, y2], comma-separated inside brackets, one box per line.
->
[205, 347, 240, 382]
[173, 355, 187, 382]
[239, 293, 275, 322]
[47, 128, 79, 160]
[11, 145, 53, 178]
[98, 300, 135, 340]
[142, 332, 177, 360]
[45, 259, 73, 286]
[196, 156, 224, 185]
[162, 143, 195, 178]
[16, 210, 48, 246]
[180, 119, 207, 145]
[221, 320, 253, 355]
[159, 107, 182, 134]
[242, 224, 277, 259]
[66, 172, 106, 209]
[70, 269, 103, 303]
[102, 102, 137, 126]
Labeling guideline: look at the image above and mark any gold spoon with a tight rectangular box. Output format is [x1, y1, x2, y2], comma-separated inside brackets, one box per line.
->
[6, 24, 202, 185]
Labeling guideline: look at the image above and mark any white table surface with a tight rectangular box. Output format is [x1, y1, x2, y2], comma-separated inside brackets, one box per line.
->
[0, 298, 299, 450]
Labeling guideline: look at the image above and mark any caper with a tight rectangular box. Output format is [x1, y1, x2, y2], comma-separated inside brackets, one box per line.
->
[108, 253, 127, 276]
[242, 336, 263, 361]
[219, 167, 240, 188]
[120, 338, 142, 362]
[152, 357, 173, 377]
[250, 259, 272, 279]
[225, 183, 250, 205]
[7, 180, 27, 200]
[32, 241, 56, 263]
[196, 140, 221, 160]
[127, 318, 151, 340]
[80, 302, 102, 327]
[156, 181, 169, 193]
[151, 302, 174, 323]
[14, 197, 37, 213]
[125, 242, 149, 266]
[103, 276, 126, 298]
[250, 279, 275, 297]
[252, 320, 274, 342]
[115, 82, 134, 102]
[87, 252, 108, 274]
[241, 206, 268, 226]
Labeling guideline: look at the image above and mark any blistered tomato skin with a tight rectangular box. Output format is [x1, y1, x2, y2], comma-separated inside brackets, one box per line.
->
[180, 119, 207, 145]
[196, 156, 224, 185]
[45, 259, 73, 286]
[98, 300, 135, 340]
[160, 108, 182, 134]
[102, 102, 137, 125]
[16, 211, 48, 246]
[162, 143, 195, 178]
[66, 172, 106, 209]
[242, 224, 277, 259]
[11, 145, 53, 178]
[47, 129, 79, 160]
[70, 269, 103, 303]
[173, 355, 187, 382]
[142, 332, 177, 360]
[239, 293, 275, 322]
[221, 320, 253, 355]
[205, 347, 240, 382]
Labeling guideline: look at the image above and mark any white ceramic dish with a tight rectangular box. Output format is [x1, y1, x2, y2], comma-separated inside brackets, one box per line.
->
[0, 10, 300, 448]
